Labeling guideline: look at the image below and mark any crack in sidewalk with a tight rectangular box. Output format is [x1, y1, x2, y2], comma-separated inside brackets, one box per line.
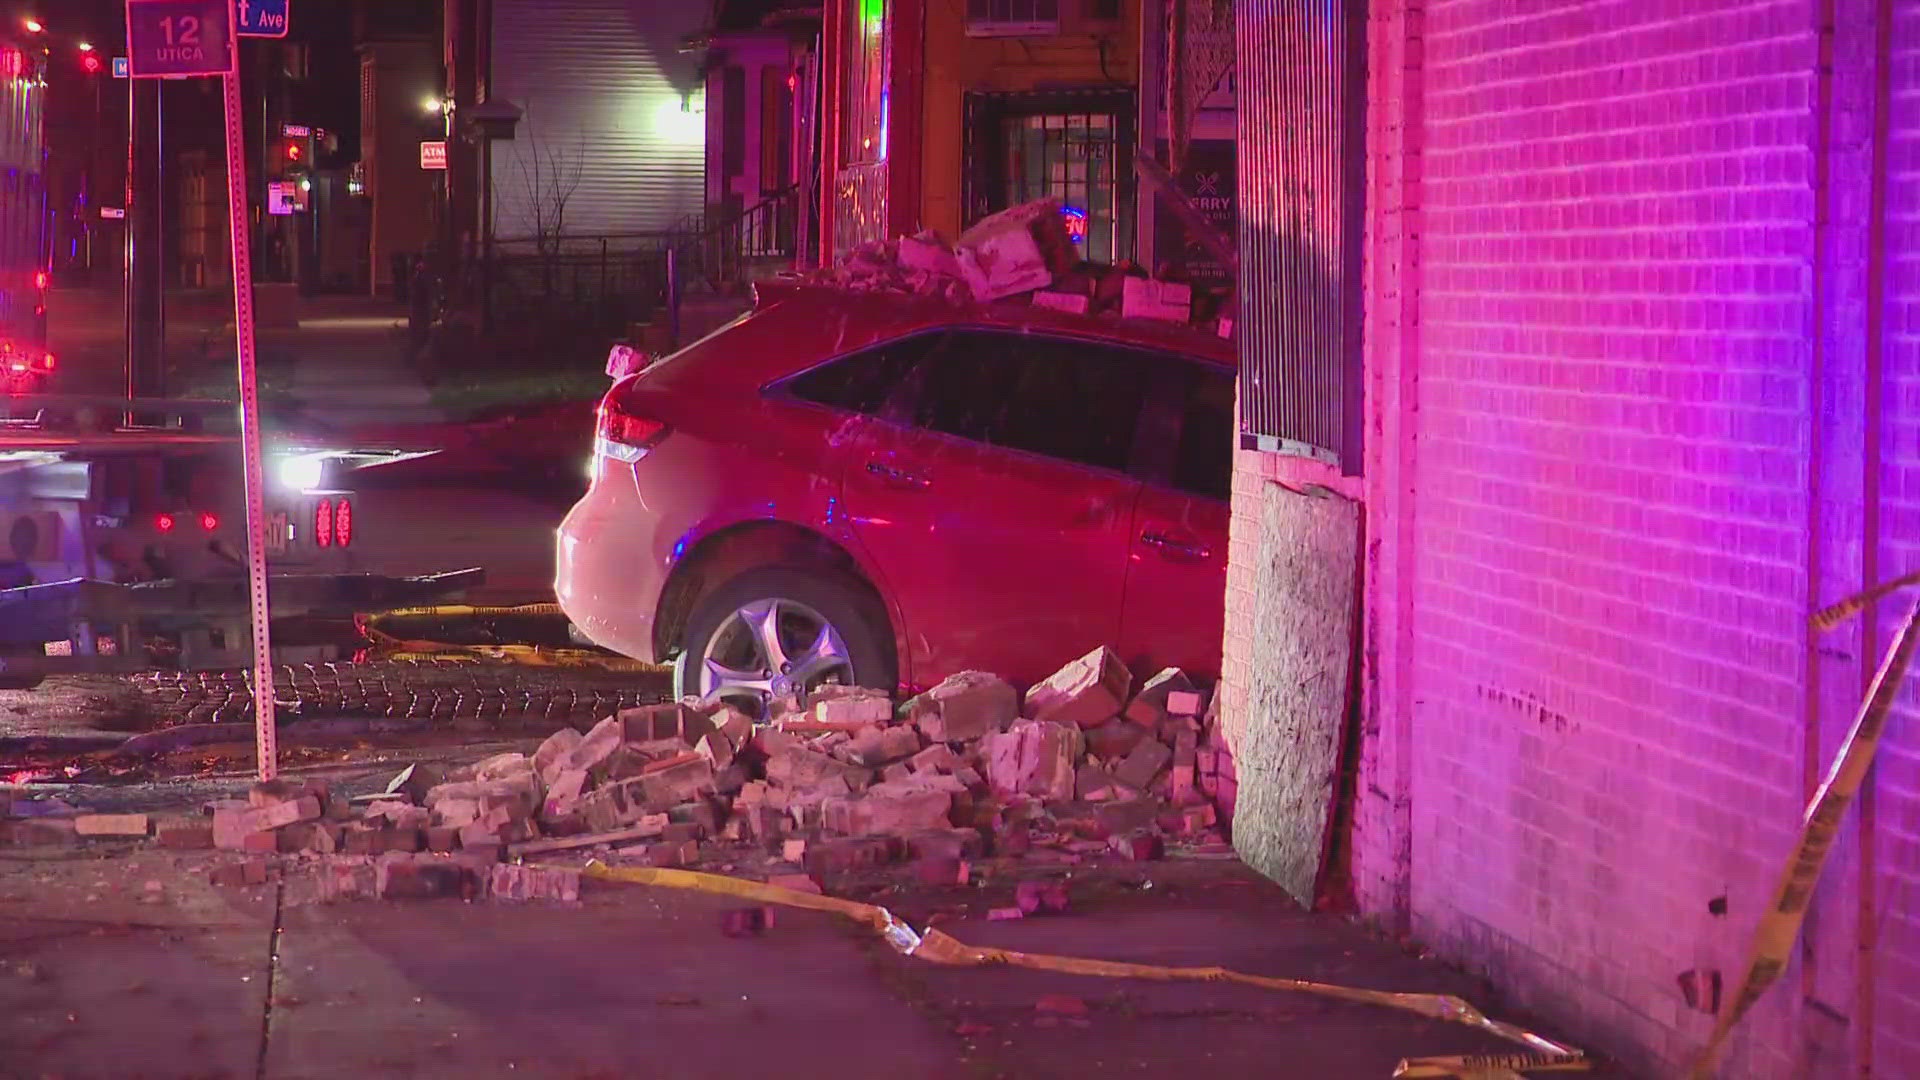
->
[254, 883, 285, 1080]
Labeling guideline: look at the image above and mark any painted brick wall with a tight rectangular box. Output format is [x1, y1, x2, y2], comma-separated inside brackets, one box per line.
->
[1405, 1, 1820, 1074]
[1218, 0, 1906, 1075]
[1870, 2, 1920, 1075]
[1222, 0, 1920, 1071]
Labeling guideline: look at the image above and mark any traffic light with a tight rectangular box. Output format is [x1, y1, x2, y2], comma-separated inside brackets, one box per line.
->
[80, 53, 101, 74]
[282, 137, 304, 165]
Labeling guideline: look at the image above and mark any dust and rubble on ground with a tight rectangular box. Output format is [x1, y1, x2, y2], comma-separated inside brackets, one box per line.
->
[796, 197, 1231, 336]
[0, 646, 1241, 913]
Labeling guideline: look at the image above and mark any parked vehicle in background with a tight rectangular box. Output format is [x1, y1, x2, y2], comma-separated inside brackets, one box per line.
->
[556, 285, 1235, 716]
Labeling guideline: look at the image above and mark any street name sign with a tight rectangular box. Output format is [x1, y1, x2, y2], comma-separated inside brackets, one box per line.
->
[238, 0, 290, 37]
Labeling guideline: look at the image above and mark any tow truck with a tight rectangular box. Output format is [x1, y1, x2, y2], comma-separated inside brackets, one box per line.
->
[0, 396, 481, 689]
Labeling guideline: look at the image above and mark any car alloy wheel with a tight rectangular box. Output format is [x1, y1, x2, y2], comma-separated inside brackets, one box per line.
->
[696, 596, 855, 715]
[675, 567, 897, 720]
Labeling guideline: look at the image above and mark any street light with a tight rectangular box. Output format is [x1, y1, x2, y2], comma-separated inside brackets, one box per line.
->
[22, 19, 43, 34]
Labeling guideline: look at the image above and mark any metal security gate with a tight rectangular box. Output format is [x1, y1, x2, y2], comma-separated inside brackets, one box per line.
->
[1235, 0, 1367, 473]
[964, 89, 1135, 264]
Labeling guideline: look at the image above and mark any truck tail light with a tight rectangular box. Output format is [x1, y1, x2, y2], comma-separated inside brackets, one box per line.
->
[35, 352, 53, 372]
[199, 512, 219, 532]
[595, 392, 668, 463]
[315, 500, 333, 548]
[33, 270, 47, 291]
[334, 499, 352, 547]
[155, 513, 176, 533]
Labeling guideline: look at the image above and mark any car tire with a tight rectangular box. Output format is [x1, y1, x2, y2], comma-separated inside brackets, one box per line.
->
[673, 566, 896, 711]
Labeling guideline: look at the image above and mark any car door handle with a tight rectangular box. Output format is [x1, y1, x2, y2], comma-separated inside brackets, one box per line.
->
[866, 460, 930, 490]
[1141, 531, 1211, 561]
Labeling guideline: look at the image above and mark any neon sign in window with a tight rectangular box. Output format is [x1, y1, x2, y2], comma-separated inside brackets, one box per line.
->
[1060, 206, 1088, 245]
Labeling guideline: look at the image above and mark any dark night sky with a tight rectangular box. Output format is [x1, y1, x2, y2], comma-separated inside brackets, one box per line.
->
[22, 0, 441, 160]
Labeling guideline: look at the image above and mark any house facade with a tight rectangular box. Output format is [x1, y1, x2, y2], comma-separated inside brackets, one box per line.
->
[1224, 0, 1920, 1076]
[481, 0, 708, 242]
[816, 0, 1158, 265]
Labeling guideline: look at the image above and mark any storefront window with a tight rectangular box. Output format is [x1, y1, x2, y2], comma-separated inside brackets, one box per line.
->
[965, 91, 1134, 265]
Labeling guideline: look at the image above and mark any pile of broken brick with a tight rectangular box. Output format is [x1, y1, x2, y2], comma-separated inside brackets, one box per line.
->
[794, 197, 1226, 334]
[12, 647, 1238, 908]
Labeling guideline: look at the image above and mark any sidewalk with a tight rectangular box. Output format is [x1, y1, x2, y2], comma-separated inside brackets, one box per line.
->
[0, 831, 1609, 1079]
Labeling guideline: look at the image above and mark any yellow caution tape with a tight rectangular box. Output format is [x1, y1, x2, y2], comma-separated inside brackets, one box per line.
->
[1394, 1052, 1591, 1078]
[581, 862, 1588, 1078]
[362, 602, 567, 621]
[381, 645, 664, 672]
[356, 624, 664, 672]
[1809, 570, 1920, 631]
[1690, 593, 1920, 1077]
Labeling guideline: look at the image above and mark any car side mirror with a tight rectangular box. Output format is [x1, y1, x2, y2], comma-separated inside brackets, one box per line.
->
[606, 343, 648, 380]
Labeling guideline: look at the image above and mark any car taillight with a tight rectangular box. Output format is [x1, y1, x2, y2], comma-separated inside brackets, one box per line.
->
[334, 499, 352, 547]
[595, 395, 672, 463]
[36, 352, 54, 373]
[199, 512, 219, 532]
[155, 513, 176, 533]
[315, 500, 333, 548]
[595, 394, 669, 463]
[32, 270, 47, 291]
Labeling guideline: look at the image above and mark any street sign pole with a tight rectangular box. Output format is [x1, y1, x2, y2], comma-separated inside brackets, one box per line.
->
[220, 69, 279, 782]
[125, 0, 274, 780]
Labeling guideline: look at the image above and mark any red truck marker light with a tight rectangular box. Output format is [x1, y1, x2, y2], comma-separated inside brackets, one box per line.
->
[335, 499, 353, 547]
[199, 512, 219, 532]
[155, 513, 176, 533]
[315, 500, 333, 547]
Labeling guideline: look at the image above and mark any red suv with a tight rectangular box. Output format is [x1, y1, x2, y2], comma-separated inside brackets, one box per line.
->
[556, 286, 1234, 714]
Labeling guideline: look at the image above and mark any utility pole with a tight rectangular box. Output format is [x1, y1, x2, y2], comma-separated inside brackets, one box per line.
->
[124, 75, 164, 399]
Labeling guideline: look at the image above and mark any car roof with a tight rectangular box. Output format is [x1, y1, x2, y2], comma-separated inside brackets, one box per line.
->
[750, 283, 1238, 368]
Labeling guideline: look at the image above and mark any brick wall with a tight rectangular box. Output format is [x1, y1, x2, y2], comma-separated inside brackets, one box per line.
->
[1225, 0, 1920, 1075]
[1870, 1, 1920, 1074]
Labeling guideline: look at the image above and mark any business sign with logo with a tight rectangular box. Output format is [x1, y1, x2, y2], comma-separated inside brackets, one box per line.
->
[100, 206, 127, 220]
[419, 141, 448, 170]
[1152, 139, 1236, 293]
[281, 123, 311, 138]
[123, 0, 235, 78]
[266, 181, 298, 216]
[112, 56, 130, 78]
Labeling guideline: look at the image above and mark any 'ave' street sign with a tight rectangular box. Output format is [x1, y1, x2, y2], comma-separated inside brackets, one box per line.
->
[238, 0, 290, 38]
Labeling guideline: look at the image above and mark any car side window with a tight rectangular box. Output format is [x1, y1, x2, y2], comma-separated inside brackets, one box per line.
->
[780, 332, 939, 416]
[1171, 363, 1235, 501]
[907, 330, 1154, 476]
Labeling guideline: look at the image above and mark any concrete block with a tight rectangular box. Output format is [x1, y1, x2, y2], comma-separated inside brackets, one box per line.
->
[1126, 667, 1196, 725]
[1024, 646, 1131, 729]
[74, 814, 150, 838]
[910, 671, 1018, 742]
